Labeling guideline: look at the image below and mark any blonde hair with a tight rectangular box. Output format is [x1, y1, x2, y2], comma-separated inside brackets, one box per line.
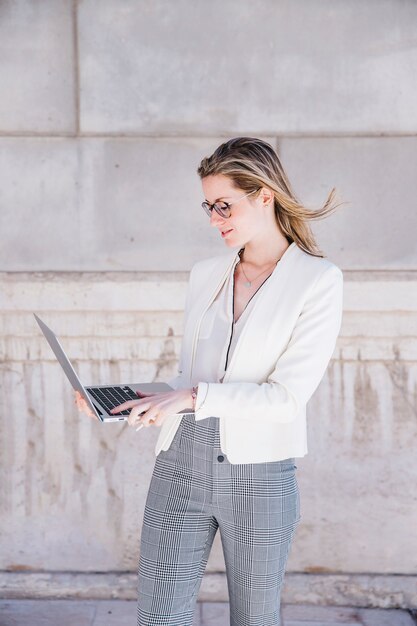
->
[197, 137, 343, 258]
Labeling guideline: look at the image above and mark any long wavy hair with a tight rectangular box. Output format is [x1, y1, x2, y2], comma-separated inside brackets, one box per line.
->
[197, 137, 343, 258]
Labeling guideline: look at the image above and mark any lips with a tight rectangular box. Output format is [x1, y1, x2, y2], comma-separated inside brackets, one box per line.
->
[221, 228, 233, 235]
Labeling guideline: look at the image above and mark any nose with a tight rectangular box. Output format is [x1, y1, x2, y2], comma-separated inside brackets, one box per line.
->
[210, 209, 227, 230]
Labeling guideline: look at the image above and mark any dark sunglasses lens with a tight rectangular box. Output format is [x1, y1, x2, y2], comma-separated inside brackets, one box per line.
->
[213, 203, 230, 218]
[202, 202, 229, 218]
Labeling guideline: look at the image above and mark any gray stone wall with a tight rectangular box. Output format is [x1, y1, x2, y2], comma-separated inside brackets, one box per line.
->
[1, 0, 416, 607]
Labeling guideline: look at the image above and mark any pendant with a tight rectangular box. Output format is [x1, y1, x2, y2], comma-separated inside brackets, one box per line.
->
[245, 281, 251, 288]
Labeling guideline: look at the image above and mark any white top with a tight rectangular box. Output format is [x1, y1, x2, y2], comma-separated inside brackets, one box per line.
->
[193, 249, 274, 392]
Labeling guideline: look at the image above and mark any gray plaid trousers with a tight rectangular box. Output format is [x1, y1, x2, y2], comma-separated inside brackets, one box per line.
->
[137, 414, 301, 626]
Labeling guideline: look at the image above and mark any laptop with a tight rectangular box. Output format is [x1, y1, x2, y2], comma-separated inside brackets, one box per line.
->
[33, 313, 190, 423]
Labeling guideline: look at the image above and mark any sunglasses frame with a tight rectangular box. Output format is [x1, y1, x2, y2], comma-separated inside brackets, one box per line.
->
[201, 189, 259, 219]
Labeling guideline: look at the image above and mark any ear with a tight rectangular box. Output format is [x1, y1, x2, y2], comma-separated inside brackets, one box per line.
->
[259, 186, 274, 208]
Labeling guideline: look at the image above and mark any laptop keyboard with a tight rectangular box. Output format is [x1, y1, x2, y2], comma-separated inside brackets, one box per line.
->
[86, 386, 139, 416]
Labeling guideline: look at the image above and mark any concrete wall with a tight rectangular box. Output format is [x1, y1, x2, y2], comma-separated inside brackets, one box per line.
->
[1, 0, 416, 607]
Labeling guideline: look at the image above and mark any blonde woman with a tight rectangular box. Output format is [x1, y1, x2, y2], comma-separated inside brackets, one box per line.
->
[77, 137, 344, 626]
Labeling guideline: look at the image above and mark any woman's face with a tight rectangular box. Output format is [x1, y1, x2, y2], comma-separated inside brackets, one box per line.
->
[201, 174, 268, 248]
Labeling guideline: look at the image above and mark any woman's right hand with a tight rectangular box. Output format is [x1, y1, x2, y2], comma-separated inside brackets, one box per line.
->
[74, 390, 98, 421]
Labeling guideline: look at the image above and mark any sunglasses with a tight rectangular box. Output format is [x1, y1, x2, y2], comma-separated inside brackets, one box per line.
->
[201, 189, 259, 219]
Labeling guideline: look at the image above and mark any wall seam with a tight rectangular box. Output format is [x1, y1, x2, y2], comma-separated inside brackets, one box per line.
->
[0, 132, 416, 139]
[72, 0, 80, 136]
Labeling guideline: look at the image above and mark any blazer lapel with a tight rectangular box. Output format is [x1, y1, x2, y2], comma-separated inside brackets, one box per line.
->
[222, 241, 297, 381]
[187, 241, 298, 382]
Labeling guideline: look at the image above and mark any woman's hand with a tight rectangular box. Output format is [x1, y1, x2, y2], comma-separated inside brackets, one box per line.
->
[110, 388, 193, 429]
[74, 390, 99, 421]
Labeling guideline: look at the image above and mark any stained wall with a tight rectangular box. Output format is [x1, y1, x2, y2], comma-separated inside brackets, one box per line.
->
[1, 0, 416, 605]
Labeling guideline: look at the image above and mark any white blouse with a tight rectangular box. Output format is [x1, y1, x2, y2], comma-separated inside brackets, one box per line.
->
[192, 249, 274, 403]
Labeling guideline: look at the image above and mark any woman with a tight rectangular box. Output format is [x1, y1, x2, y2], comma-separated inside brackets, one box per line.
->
[76, 137, 344, 625]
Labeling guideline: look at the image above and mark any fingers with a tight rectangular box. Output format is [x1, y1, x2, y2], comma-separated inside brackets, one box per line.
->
[113, 401, 158, 429]
[133, 392, 161, 426]
[110, 399, 143, 414]
[74, 391, 97, 420]
[150, 414, 164, 427]
[77, 392, 163, 430]
[73, 391, 164, 428]
[74, 391, 87, 411]
[110, 398, 159, 427]
[139, 414, 158, 428]
[82, 402, 96, 419]
[109, 400, 147, 428]
[129, 410, 154, 428]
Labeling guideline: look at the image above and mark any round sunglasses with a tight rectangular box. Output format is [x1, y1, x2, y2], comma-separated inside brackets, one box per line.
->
[201, 189, 259, 219]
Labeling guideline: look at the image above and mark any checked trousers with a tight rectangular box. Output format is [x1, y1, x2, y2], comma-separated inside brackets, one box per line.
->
[137, 414, 301, 626]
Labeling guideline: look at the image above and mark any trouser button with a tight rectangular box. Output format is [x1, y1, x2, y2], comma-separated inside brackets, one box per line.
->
[217, 455, 224, 462]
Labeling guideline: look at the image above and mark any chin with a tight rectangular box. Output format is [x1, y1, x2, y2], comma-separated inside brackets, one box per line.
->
[223, 240, 240, 248]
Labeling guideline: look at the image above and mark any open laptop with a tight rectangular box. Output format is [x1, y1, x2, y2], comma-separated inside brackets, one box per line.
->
[33, 313, 190, 423]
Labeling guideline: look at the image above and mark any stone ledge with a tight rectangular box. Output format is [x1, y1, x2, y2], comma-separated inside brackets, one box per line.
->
[0, 572, 416, 609]
[0, 600, 415, 626]
[1, 276, 417, 312]
[1, 270, 417, 282]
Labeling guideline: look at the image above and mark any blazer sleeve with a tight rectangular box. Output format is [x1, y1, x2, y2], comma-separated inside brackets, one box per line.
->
[194, 264, 344, 424]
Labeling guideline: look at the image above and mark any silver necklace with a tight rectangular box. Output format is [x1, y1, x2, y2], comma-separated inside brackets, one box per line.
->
[237, 249, 280, 288]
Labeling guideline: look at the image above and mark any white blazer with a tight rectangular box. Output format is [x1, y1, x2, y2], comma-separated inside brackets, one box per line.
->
[156, 241, 344, 464]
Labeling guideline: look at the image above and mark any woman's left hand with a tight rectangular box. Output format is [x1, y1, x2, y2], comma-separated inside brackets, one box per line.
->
[110, 388, 193, 429]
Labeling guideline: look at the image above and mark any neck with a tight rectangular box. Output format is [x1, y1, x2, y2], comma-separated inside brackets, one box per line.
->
[239, 237, 292, 269]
